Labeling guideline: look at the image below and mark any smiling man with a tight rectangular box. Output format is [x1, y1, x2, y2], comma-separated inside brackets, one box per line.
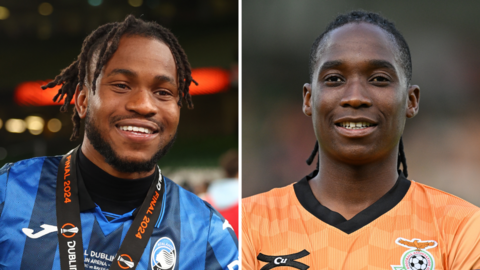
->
[242, 11, 480, 270]
[0, 16, 238, 270]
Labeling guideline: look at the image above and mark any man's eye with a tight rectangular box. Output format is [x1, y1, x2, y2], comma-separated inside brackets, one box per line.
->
[324, 76, 344, 86]
[325, 76, 343, 82]
[155, 90, 170, 96]
[371, 76, 389, 83]
[114, 84, 128, 89]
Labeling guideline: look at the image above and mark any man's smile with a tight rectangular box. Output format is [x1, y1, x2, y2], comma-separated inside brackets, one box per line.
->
[113, 117, 162, 142]
[118, 126, 154, 134]
[334, 124, 377, 138]
[333, 116, 378, 138]
[336, 122, 375, 129]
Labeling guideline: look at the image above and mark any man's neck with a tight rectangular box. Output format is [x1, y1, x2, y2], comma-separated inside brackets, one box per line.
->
[77, 149, 155, 215]
[81, 140, 155, 179]
[309, 150, 399, 220]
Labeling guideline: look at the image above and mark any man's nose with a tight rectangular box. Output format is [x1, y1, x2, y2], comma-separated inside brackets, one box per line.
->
[339, 79, 372, 108]
[125, 88, 158, 117]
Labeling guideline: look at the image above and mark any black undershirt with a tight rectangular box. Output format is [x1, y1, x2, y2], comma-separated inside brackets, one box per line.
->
[77, 149, 155, 217]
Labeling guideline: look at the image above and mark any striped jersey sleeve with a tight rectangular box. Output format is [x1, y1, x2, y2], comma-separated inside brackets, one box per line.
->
[205, 203, 239, 270]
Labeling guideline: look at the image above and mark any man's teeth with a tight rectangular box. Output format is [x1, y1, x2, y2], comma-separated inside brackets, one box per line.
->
[339, 122, 374, 129]
[119, 126, 153, 134]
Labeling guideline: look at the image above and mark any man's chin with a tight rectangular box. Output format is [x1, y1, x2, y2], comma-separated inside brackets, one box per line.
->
[105, 153, 159, 174]
[113, 153, 155, 164]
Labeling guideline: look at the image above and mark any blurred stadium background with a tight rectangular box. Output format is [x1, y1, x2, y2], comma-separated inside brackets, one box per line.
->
[0, 0, 238, 194]
[242, 0, 480, 206]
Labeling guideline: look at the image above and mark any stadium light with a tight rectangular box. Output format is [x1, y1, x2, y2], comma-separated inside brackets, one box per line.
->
[189, 68, 230, 95]
[25, 116, 45, 135]
[128, 0, 143, 7]
[38, 3, 53, 16]
[47, 118, 62, 133]
[5, 119, 26, 133]
[0, 6, 9, 20]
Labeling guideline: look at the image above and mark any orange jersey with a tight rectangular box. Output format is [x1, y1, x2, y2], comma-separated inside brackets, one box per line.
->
[242, 174, 480, 270]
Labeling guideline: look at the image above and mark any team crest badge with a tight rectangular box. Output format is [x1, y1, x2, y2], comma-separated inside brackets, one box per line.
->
[151, 237, 176, 270]
[391, 238, 437, 270]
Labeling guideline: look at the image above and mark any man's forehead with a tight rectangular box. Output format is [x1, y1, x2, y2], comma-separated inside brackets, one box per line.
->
[315, 22, 401, 71]
[85, 35, 176, 84]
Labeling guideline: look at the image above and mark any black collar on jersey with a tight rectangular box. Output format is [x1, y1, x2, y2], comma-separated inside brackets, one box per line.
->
[294, 170, 411, 234]
[56, 146, 165, 270]
[77, 149, 155, 215]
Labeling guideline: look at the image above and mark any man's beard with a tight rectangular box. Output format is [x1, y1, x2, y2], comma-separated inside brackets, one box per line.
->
[84, 111, 177, 174]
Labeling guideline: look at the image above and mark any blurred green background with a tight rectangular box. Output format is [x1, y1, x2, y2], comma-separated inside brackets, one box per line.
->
[242, 0, 480, 206]
[0, 0, 238, 183]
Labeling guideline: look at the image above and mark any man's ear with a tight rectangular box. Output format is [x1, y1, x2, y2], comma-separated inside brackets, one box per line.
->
[74, 84, 88, 119]
[303, 83, 313, 117]
[406, 85, 420, 118]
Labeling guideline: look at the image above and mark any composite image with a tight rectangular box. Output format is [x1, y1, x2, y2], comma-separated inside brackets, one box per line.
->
[1, 0, 480, 269]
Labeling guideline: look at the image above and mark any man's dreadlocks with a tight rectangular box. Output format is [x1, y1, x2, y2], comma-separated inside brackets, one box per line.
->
[306, 10, 411, 177]
[42, 15, 196, 141]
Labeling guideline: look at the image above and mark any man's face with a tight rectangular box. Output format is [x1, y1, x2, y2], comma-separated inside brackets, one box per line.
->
[80, 35, 180, 173]
[303, 23, 419, 165]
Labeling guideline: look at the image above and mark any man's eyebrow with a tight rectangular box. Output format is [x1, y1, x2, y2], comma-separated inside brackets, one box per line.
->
[107, 68, 137, 77]
[154, 75, 176, 85]
[319, 60, 344, 73]
[319, 59, 397, 73]
[368, 59, 396, 71]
